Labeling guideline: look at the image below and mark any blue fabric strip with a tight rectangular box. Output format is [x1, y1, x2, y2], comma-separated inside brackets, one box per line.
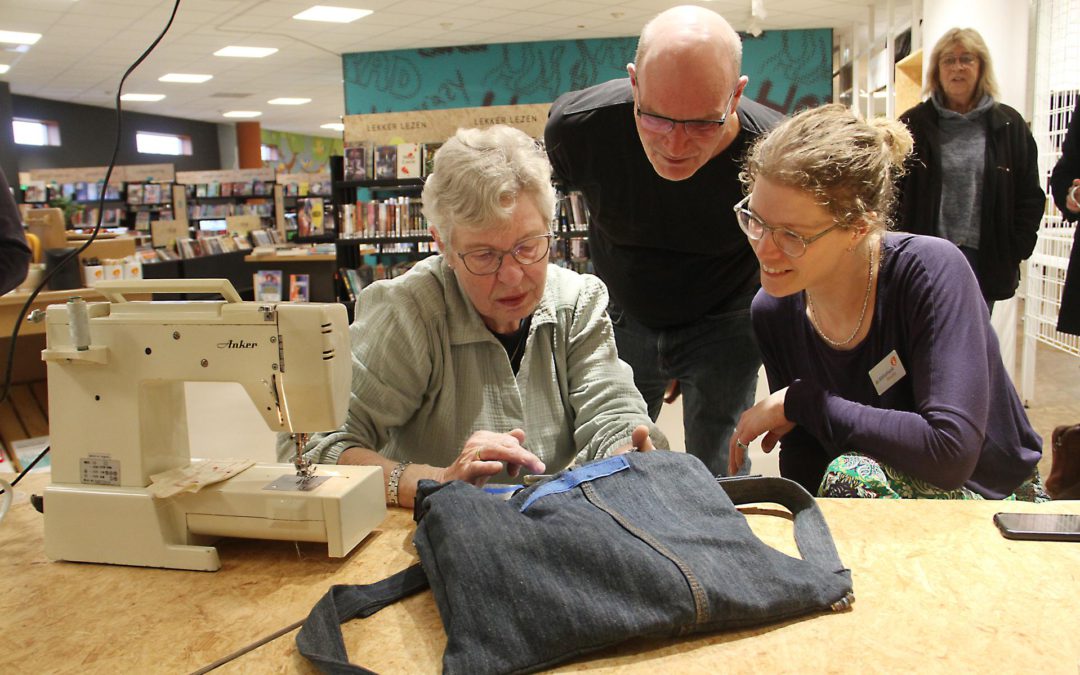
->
[520, 455, 630, 512]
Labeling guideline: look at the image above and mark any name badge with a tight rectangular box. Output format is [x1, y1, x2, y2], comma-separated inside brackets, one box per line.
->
[869, 349, 906, 395]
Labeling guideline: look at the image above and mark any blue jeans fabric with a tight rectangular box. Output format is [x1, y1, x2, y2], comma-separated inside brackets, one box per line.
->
[296, 451, 854, 675]
[609, 296, 761, 476]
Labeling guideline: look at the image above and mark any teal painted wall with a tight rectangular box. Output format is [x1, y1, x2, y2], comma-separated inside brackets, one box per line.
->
[343, 30, 831, 116]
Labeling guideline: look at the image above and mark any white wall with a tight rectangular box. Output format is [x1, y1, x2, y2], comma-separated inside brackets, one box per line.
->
[922, 0, 1033, 115]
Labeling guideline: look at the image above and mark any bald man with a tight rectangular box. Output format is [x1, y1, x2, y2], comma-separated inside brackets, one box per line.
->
[545, 6, 781, 476]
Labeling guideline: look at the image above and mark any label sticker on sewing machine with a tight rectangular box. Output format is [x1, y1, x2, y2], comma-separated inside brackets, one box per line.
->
[869, 349, 906, 396]
[80, 454, 120, 485]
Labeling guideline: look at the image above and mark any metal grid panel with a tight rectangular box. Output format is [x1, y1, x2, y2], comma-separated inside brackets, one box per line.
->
[1023, 0, 1080, 402]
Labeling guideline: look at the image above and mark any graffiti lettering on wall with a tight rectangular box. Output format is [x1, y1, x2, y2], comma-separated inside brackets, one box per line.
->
[343, 30, 831, 116]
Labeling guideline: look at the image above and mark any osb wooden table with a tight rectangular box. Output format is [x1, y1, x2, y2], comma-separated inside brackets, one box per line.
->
[1, 472, 1078, 673]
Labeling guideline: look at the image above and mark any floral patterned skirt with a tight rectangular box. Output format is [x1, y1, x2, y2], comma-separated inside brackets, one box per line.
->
[818, 452, 1049, 502]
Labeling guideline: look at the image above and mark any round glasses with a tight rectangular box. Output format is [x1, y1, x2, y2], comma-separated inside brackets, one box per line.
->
[733, 195, 841, 258]
[457, 233, 553, 275]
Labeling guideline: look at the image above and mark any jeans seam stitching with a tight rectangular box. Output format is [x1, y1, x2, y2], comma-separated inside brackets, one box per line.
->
[580, 481, 709, 628]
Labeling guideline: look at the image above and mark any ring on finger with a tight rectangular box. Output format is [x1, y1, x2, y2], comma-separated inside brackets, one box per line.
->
[735, 439, 750, 452]
[475, 448, 483, 462]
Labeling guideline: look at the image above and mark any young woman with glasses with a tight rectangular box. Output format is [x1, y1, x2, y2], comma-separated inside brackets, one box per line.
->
[295, 125, 661, 508]
[727, 104, 1047, 501]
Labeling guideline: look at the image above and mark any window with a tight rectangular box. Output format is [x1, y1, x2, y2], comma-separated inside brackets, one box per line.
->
[13, 118, 60, 146]
[261, 144, 280, 162]
[136, 131, 192, 156]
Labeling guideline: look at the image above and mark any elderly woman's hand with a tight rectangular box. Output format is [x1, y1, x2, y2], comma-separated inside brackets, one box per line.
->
[438, 428, 546, 487]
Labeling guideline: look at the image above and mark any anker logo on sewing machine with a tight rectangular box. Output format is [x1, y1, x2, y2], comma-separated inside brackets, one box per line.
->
[217, 339, 258, 349]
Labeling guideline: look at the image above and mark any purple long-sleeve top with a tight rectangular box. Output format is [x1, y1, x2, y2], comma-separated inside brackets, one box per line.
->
[752, 233, 1041, 499]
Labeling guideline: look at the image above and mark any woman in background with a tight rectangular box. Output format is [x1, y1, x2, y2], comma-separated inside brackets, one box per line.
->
[895, 28, 1044, 312]
[299, 125, 661, 508]
[727, 104, 1045, 501]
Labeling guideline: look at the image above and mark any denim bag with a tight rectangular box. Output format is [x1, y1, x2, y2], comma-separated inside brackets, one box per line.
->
[297, 450, 854, 674]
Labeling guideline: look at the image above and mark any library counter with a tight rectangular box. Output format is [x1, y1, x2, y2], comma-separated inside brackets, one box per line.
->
[2, 472, 1078, 673]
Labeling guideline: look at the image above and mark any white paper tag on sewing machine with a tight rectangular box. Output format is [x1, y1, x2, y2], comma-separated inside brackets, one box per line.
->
[148, 459, 255, 498]
[868, 349, 907, 395]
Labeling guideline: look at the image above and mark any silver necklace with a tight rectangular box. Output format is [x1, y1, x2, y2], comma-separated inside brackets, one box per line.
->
[805, 243, 876, 349]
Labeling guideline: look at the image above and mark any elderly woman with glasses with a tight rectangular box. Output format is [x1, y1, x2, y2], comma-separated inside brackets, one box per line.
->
[727, 104, 1046, 501]
[300, 125, 661, 508]
[895, 28, 1045, 312]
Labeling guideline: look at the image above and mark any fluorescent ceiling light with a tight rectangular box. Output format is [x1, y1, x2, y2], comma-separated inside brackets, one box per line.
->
[120, 93, 165, 102]
[214, 46, 278, 58]
[321, 123, 345, 131]
[223, 110, 262, 118]
[268, 97, 311, 105]
[293, 6, 372, 23]
[159, 73, 213, 83]
[0, 65, 9, 75]
[0, 30, 42, 45]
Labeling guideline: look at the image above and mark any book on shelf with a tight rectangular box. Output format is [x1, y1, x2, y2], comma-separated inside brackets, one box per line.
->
[220, 182, 234, 197]
[255, 270, 283, 302]
[397, 142, 421, 179]
[297, 197, 325, 237]
[344, 143, 371, 181]
[127, 184, 144, 205]
[288, 274, 310, 302]
[422, 142, 443, 177]
[144, 183, 163, 205]
[22, 181, 47, 203]
[374, 145, 398, 180]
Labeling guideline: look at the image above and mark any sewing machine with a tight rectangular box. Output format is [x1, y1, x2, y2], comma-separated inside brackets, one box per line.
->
[40, 279, 385, 571]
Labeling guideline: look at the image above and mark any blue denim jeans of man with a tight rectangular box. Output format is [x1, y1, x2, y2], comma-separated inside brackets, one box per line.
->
[295, 451, 854, 675]
[609, 295, 761, 476]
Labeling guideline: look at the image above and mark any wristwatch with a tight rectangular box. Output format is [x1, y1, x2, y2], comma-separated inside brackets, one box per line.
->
[387, 461, 412, 507]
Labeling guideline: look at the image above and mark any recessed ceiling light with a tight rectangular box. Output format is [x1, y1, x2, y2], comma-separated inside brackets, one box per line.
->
[214, 46, 278, 58]
[0, 64, 10, 75]
[223, 110, 262, 118]
[120, 93, 166, 102]
[321, 123, 345, 131]
[0, 30, 42, 45]
[268, 97, 311, 105]
[293, 6, 373, 23]
[159, 73, 213, 83]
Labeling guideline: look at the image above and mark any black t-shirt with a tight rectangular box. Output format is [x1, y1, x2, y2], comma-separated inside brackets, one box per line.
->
[545, 79, 782, 329]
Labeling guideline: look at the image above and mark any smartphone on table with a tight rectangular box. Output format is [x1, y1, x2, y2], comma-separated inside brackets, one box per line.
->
[993, 512, 1080, 542]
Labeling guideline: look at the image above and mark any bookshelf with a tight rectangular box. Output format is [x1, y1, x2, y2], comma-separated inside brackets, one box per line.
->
[176, 168, 277, 241]
[275, 172, 332, 242]
[18, 163, 176, 231]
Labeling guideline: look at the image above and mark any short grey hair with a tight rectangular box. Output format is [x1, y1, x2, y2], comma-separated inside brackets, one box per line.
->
[421, 125, 556, 246]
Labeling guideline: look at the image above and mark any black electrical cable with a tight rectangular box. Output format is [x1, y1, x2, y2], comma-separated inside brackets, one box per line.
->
[0, 0, 183, 480]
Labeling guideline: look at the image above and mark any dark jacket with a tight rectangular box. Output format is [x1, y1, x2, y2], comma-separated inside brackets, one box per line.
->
[896, 99, 1045, 301]
[0, 168, 31, 295]
[1049, 98, 1080, 334]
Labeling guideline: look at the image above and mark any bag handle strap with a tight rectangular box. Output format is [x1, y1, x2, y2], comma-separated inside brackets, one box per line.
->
[717, 475, 847, 574]
[295, 563, 429, 674]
